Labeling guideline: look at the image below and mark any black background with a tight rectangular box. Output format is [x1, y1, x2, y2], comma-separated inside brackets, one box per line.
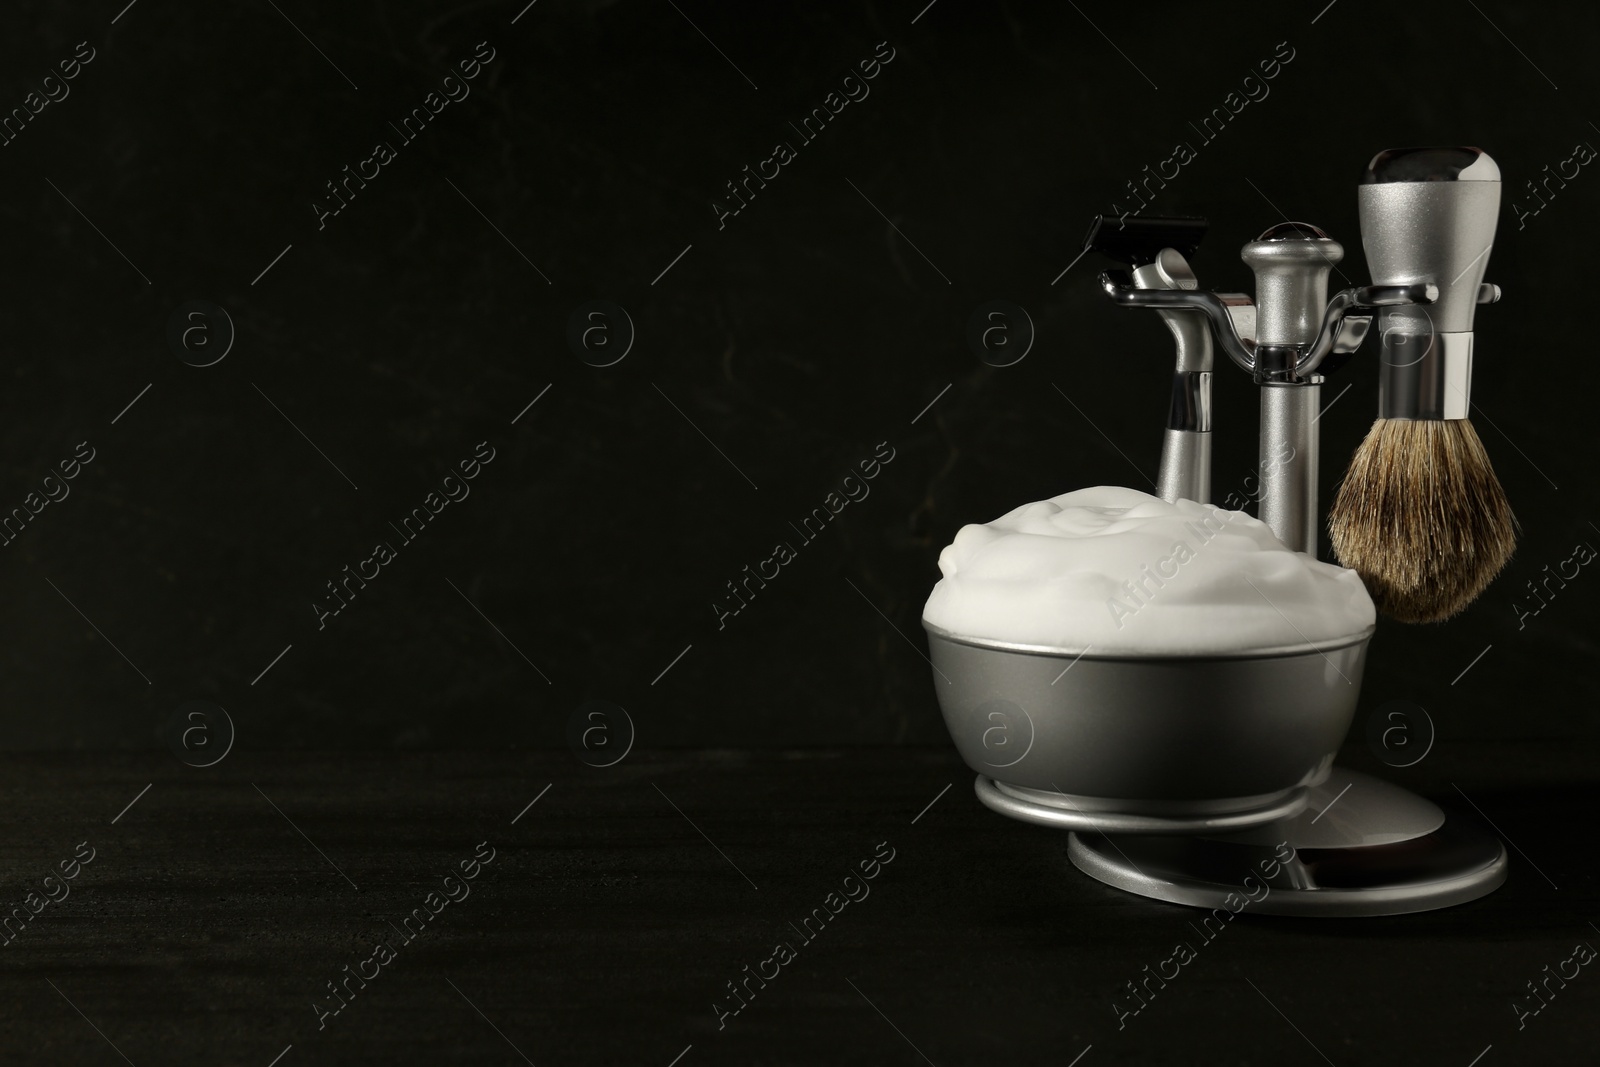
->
[0, 0, 1594, 751]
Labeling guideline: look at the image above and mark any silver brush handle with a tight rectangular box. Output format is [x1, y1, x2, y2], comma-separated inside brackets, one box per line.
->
[1359, 147, 1502, 420]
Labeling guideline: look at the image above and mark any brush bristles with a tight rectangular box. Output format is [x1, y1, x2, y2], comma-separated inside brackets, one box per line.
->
[1329, 419, 1517, 623]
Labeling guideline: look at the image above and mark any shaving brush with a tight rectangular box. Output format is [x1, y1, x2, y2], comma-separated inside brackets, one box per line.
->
[1329, 147, 1517, 622]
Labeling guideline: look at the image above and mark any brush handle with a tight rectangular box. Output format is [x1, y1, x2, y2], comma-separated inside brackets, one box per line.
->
[1359, 147, 1501, 420]
[1359, 148, 1499, 335]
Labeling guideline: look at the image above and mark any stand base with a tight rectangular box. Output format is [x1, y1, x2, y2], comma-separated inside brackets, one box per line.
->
[1057, 770, 1508, 916]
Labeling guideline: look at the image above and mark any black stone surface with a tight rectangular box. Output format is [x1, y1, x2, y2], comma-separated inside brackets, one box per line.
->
[1, 743, 1596, 1065]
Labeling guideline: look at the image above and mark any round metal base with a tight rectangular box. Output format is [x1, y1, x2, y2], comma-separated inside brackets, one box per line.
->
[974, 766, 1509, 916]
[1064, 770, 1508, 917]
[974, 775, 1309, 835]
[1068, 824, 1506, 917]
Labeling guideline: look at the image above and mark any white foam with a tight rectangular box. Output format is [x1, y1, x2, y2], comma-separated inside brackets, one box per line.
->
[922, 486, 1374, 654]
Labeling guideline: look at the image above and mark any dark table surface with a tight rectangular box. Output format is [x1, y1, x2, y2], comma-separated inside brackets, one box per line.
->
[1, 742, 1596, 1066]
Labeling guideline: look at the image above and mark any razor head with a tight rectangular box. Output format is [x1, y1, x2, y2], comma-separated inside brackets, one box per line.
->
[1084, 215, 1207, 267]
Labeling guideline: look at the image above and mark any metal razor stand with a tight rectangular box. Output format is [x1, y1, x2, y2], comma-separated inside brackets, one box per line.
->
[1046, 221, 1508, 917]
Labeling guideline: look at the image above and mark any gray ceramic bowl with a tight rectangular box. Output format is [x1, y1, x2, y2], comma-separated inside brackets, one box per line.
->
[924, 621, 1375, 834]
